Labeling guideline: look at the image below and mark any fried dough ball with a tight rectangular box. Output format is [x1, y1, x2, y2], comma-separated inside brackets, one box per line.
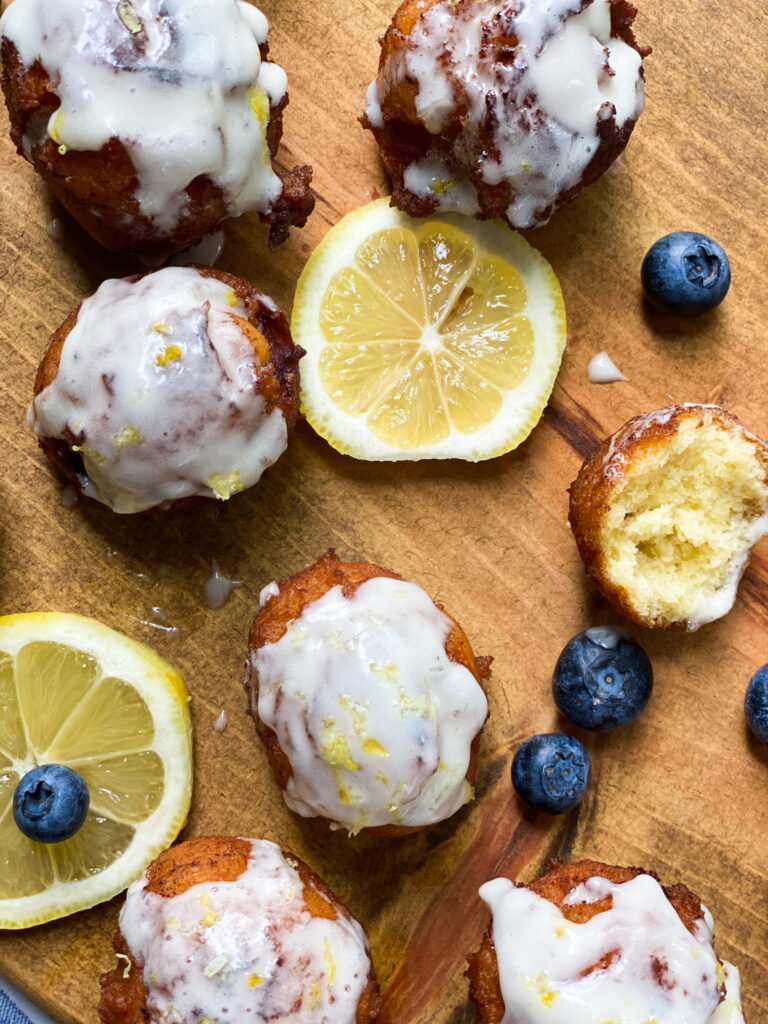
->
[0, 0, 314, 255]
[30, 264, 301, 513]
[363, 0, 649, 228]
[245, 551, 491, 835]
[98, 836, 381, 1024]
[569, 404, 768, 630]
[467, 858, 745, 1023]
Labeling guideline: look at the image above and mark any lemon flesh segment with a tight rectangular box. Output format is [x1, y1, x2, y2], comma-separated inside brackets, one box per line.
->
[0, 653, 25, 761]
[294, 198, 566, 461]
[354, 228, 425, 323]
[320, 266, 422, 344]
[368, 352, 450, 449]
[320, 341, 420, 417]
[417, 222, 478, 326]
[0, 613, 192, 928]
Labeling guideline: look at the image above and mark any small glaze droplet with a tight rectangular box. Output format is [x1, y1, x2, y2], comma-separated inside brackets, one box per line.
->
[150, 606, 168, 625]
[171, 230, 225, 268]
[60, 484, 78, 508]
[588, 351, 628, 384]
[205, 560, 241, 610]
[214, 709, 228, 733]
[47, 218, 65, 243]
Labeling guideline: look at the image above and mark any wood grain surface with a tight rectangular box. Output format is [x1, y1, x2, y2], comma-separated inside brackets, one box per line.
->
[1, 0, 767, 1021]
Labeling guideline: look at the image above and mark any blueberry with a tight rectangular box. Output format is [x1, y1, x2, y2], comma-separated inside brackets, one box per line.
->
[511, 733, 590, 814]
[745, 666, 768, 745]
[13, 764, 89, 843]
[552, 626, 653, 732]
[641, 231, 730, 316]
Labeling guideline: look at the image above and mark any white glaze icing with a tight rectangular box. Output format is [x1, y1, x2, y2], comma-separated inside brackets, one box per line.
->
[588, 350, 628, 383]
[46, 218, 65, 243]
[251, 576, 488, 832]
[119, 838, 372, 1024]
[259, 580, 281, 607]
[205, 560, 242, 610]
[479, 873, 745, 1024]
[368, 0, 644, 227]
[214, 709, 228, 732]
[170, 229, 226, 269]
[59, 484, 78, 508]
[0, 0, 286, 232]
[29, 266, 288, 513]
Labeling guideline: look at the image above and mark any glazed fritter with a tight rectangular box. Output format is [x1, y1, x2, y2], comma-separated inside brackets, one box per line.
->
[245, 550, 491, 835]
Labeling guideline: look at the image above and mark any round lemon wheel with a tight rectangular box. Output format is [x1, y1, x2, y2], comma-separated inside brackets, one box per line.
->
[0, 613, 192, 928]
[292, 198, 567, 461]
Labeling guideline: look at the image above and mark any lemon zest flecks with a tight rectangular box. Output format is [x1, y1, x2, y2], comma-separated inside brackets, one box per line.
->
[72, 442, 107, 466]
[363, 737, 388, 757]
[156, 344, 182, 366]
[429, 178, 462, 195]
[716, 961, 726, 989]
[248, 974, 263, 988]
[118, 0, 143, 34]
[306, 981, 322, 1008]
[248, 86, 270, 123]
[226, 289, 238, 307]
[153, 320, 172, 336]
[320, 719, 361, 771]
[339, 693, 368, 731]
[375, 769, 388, 784]
[113, 424, 142, 448]
[370, 662, 400, 684]
[203, 955, 228, 978]
[522, 973, 556, 1009]
[208, 470, 243, 500]
[323, 939, 336, 986]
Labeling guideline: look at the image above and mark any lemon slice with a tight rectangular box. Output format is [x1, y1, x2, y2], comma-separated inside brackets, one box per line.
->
[292, 198, 566, 460]
[0, 613, 192, 928]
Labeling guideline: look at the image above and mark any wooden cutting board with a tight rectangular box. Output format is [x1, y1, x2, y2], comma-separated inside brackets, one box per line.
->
[1, 0, 767, 1020]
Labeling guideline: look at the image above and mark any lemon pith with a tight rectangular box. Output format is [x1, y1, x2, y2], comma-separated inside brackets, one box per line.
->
[0, 613, 192, 929]
[292, 198, 566, 461]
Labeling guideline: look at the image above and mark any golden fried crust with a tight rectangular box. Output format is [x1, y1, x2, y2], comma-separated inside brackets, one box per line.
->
[364, 0, 649, 225]
[245, 550, 492, 837]
[467, 859, 707, 1024]
[0, 38, 313, 254]
[98, 836, 382, 1024]
[32, 265, 302, 511]
[568, 404, 768, 629]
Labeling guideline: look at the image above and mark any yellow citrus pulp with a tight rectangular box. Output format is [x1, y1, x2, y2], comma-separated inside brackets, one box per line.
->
[0, 613, 192, 928]
[292, 198, 567, 460]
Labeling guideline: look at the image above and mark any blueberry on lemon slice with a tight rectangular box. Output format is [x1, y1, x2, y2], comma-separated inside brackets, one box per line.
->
[0, 613, 192, 928]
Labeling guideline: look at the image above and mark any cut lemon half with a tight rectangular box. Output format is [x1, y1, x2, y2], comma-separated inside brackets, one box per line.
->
[292, 198, 566, 460]
[0, 613, 192, 928]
